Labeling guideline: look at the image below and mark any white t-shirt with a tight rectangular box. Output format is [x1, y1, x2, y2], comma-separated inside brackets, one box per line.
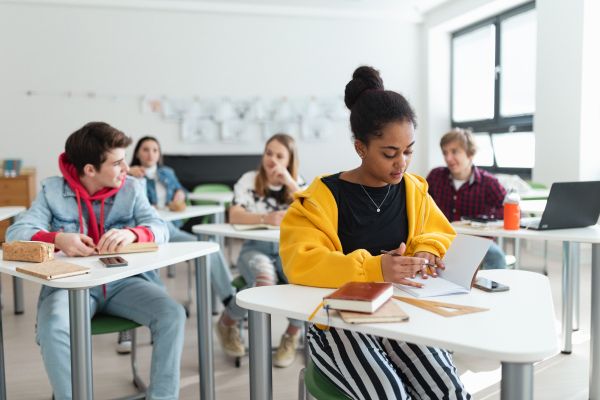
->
[144, 165, 168, 208]
[232, 170, 305, 214]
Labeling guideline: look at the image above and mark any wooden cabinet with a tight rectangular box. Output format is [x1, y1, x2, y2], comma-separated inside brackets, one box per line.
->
[0, 172, 36, 242]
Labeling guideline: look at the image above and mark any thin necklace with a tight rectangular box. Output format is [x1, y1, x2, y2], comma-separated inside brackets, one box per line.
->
[355, 169, 390, 213]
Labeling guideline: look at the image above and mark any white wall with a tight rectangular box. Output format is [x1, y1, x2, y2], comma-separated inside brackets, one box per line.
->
[0, 2, 423, 190]
[533, 0, 600, 184]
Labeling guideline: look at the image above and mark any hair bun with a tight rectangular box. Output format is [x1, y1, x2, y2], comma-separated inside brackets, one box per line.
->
[344, 66, 384, 109]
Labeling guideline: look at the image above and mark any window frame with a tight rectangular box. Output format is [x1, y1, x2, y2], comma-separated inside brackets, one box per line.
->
[450, 1, 536, 179]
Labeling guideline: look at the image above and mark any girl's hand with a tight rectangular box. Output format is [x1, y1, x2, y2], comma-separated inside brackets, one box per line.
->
[129, 166, 146, 178]
[172, 189, 186, 204]
[97, 229, 137, 254]
[263, 210, 287, 227]
[381, 243, 432, 287]
[414, 251, 445, 278]
[268, 163, 294, 186]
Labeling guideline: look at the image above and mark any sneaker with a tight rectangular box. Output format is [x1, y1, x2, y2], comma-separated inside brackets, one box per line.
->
[273, 333, 299, 368]
[216, 316, 245, 357]
[116, 330, 132, 354]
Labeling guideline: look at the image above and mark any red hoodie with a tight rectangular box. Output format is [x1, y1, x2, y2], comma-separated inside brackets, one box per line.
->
[32, 153, 154, 244]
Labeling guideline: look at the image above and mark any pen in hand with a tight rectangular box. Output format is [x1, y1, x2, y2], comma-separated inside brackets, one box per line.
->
[380, 250, 436, 268]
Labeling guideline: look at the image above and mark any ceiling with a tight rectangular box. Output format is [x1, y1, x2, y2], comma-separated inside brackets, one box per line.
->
[201, 0, 452, 15]
[6, 0, 453, 21]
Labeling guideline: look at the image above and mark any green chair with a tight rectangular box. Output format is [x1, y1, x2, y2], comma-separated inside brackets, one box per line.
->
[91, 314, 146, 398]
[299, 359, 350, 400]
[191, 183, 233, 224]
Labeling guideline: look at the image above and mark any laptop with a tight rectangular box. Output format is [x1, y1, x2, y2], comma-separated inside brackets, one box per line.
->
[520, 181, 600, 230]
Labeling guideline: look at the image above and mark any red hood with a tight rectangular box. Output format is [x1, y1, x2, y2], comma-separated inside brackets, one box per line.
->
[58, 152, 124, 201]
[58, 153, 126, 243]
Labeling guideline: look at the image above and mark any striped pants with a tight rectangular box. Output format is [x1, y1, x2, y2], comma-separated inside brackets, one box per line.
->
[308, 325, 471, 400]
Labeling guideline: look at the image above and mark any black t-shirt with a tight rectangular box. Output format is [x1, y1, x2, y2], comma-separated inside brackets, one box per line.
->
[321, 173, 409, 256]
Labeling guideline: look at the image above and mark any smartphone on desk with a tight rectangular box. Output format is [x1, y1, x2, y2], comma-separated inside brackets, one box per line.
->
[99, 256, 128, 267]
[473, 277, 509, 292]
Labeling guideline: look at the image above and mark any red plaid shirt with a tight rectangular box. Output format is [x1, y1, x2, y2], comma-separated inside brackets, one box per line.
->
[426, 166, 506, 222]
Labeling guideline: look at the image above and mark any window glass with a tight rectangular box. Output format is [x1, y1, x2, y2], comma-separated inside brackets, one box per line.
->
[491, 132, 535, 168]
[472, 133, 494, 166]
[500, 9, 537, 116]
[452, 24, 496, 122]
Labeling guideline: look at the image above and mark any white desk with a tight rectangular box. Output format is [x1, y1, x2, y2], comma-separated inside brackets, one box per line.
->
[237, 270, 559, 400]
[0, 207, 25, 223]
[0, 206, 27, 315]
[192, 223, 280, 243]
[158, 205, 226, 311]
[0, 242, 219, 400]
[452, 223, 600, 399]
[157, 205, 224, 222]
[521, 188, 550, 200]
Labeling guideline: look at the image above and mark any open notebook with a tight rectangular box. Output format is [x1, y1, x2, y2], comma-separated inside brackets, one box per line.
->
[231, 224, 279, 231]
[393, 234, 492, 298]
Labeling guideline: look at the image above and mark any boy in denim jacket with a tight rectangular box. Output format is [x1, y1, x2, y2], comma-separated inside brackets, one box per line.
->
[7, 122, 185, 400]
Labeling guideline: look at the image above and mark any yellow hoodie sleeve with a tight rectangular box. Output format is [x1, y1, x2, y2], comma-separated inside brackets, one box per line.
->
[280, 189, 384, 289]
[404, 191, 456, 258]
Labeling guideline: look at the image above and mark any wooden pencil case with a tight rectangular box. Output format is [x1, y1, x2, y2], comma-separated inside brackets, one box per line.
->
[2, 241, 55, 263]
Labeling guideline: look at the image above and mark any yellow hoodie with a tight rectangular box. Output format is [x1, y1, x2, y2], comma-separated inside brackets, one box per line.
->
[280, 172, 456, 288]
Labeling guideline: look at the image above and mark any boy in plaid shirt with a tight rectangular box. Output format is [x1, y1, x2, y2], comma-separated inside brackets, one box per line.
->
[427, 128, 508, 269]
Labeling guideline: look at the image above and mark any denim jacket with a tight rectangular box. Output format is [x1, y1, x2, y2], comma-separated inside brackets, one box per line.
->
[146, 166, 188, 227]
[6, 175, 169, 303]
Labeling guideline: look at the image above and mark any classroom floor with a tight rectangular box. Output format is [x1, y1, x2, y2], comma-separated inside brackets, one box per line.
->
[0, 239, 592, 399]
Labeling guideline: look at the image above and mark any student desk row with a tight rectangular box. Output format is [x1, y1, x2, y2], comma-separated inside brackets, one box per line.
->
[452, 223, 600, 399]
[0, 242, 219, 400]
[191, 223, 565, 400]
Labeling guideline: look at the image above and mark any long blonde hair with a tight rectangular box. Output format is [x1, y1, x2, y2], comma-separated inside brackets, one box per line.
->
[255, 133, 298, 205]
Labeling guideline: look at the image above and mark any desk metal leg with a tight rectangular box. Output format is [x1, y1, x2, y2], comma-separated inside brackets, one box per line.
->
[500, 362, 533, 400]
[572, 242, 580, 331]
[304, 321, 310, 366]
[211, 212, 225, 315]
[0, 276, 6, 400]
[195, 255, 215, 400]
[514, 238, 521, 270]
[561, 241, 573, 354]
[68, 289, 93, 400]
[249, 310, 272, 400]
[590, 243, 600, 400]
[12, 277, 23, 315]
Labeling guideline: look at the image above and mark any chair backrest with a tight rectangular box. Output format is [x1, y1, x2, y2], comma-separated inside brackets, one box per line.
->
[305, 359, 350, 399]
[192, 184, 233, 223]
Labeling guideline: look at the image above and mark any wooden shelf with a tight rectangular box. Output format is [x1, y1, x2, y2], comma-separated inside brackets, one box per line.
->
[0, 172, 36, 242]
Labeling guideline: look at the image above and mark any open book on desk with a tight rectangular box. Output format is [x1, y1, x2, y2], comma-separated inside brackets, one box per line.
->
[231, 224, 280, 231]
[393, 234, 492, 298]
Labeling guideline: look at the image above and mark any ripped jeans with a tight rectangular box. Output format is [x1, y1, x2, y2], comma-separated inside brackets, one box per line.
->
[225, 240, 302, 328]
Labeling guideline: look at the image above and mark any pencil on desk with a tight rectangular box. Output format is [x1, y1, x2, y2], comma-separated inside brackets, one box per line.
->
[380, 250, 436, 271]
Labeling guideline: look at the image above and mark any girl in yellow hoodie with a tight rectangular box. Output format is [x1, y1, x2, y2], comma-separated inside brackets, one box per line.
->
[280, 66, 470, 400]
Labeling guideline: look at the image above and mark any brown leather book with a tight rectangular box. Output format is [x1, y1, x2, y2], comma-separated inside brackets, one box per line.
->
[16, 260, 91, 280]
[339, 300, 409, 324]
[323, 281, 393, 313]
